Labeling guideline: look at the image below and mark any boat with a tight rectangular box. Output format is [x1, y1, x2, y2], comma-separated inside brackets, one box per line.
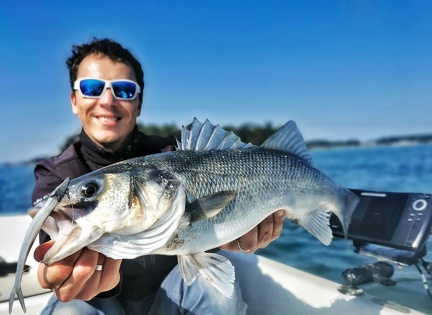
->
[0, 215, 428, 315]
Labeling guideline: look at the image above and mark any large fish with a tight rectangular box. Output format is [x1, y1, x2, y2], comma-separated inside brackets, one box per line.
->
[10, 118, 359, 313]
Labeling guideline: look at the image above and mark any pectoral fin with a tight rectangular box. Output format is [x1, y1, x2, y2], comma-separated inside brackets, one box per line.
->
[186, 190, 237, 222]
[178, 252, 235, 298]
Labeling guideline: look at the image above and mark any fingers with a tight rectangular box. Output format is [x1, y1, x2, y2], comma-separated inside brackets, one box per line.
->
[237, 227, 258, 253]
[34, 240, 55, 261]
[96, 258, 122, 296]
[259, 210, 285, 245]
[56, 248, 100, 301]
[37, 244, 86, 291]
[35, 243, 121, 302]
[219, 210, 286, 254]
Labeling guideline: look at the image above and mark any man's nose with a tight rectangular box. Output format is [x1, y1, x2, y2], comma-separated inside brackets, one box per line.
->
[99, 88, 117, 105]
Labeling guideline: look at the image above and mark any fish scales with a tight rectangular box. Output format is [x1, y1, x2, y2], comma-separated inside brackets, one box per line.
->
[135, 147, 345, 255]
[9, 119, 359, 312]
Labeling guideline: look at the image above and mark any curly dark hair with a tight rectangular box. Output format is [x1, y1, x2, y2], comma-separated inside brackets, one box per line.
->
[66, 37, 144, 100]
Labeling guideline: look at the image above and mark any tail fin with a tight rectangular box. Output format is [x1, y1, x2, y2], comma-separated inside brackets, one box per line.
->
[339, 189, 359, 237]
[293, 188, 359, 246]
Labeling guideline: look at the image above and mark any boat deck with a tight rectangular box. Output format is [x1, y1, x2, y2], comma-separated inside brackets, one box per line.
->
[1, 215, 427, 315]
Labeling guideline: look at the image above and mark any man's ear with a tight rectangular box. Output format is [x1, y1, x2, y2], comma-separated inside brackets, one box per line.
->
[70, 91, 79, 115]
[137, 98, 143, 116]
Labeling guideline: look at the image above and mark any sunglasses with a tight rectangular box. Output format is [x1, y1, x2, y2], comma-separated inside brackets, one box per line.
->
[73, 78, 141, 100]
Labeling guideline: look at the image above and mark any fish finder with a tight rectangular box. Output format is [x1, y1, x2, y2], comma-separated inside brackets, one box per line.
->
[331, 189, 432, 253]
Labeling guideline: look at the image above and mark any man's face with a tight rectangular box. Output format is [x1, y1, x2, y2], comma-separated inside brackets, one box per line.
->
[71, 54, 142, 151]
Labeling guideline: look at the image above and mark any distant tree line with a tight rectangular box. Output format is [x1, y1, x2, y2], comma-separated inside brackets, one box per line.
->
[375, 134, 432, 145]
[58, 122, 432, 153]
[138, 121, 284, 146]
[60, 122, 282, 152]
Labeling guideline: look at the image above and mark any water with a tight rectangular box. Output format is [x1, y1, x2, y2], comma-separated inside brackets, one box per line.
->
[1, 145, 432, 312]
[258, 144, 432, 313]
[0, 164, 35, 215]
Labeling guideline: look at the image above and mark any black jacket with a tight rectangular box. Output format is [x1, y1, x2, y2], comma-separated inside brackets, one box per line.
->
[32, 127, 179, 300]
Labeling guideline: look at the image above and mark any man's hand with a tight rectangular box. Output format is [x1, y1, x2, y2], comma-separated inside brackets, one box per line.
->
[34, 241, 122, 302]
[219, 210, 285, 253]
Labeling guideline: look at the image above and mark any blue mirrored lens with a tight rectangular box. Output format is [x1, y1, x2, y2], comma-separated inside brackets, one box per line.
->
[78, 79, 137, 99]
[112, 82, 137, 99]
[79, 79, 105, 96]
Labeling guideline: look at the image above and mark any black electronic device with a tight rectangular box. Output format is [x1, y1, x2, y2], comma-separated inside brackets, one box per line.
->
[331, 189, 432, 253]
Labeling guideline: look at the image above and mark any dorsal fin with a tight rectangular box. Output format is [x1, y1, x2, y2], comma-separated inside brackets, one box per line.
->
[261, 121, 312, 165]
[177, 118, 253, 151]
[178, 118, 312, 164]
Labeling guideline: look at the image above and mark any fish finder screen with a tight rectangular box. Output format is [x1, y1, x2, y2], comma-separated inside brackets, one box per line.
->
[348, 194, 408, 240]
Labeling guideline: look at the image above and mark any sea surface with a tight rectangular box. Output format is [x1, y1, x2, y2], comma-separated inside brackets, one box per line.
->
[1, 145, 432, 313]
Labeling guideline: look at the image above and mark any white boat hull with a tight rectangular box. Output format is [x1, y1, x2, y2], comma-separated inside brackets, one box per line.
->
[1, 215, 426, 315]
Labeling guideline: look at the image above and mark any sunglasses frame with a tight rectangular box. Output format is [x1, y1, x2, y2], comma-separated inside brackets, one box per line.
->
[73, 78, 141, 100]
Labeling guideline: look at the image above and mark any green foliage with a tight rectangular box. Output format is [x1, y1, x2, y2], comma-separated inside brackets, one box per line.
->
[137, 122, 279, 145]
[137, 122, 181, 139]
[58, 122, 432, 154]
[224, 122, 278, 145]
[136, 121, 280, 145]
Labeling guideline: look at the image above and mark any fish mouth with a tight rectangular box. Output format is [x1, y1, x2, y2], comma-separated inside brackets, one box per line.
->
[41, 206, 104, 265]
[45, 206, 86, 231]
[40, 200, 98, 237]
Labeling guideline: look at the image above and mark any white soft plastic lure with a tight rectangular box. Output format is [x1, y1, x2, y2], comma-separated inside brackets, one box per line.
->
[9, 177, 70, 314]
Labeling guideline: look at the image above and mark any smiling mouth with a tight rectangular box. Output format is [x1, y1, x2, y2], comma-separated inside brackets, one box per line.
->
[98, 116, 121, 123]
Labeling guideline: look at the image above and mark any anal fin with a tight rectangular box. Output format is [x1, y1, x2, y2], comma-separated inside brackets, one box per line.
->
[300, 210, 333, 246]
[178, 252, 235, 298]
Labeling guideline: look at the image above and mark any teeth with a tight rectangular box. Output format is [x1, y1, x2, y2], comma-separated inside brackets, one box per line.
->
[100, 117, 118, 122]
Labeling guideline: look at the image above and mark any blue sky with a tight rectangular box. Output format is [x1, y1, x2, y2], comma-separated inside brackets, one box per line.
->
[0, 1, 430, 163]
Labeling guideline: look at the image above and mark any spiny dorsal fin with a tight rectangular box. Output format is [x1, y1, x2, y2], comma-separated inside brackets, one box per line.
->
[186, 190, 237, 222]
[178, 118, 312, 164]
[178, 118, 253, 151]
[261, 120, 312, 165]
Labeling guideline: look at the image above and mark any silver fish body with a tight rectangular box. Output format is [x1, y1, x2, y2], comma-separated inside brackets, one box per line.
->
[10, 118, 359, 311]
[96, 147, 356, 257]
[81, 119, 359, 296]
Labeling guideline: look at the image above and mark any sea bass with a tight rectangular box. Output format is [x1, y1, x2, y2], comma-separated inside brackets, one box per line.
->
[10, 118, 359, 312]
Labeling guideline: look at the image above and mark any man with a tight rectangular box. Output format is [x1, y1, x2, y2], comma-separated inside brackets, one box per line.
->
[32, 37, 285, 314]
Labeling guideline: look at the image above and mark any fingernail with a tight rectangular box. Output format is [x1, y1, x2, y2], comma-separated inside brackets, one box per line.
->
[276, 210, 285, 217]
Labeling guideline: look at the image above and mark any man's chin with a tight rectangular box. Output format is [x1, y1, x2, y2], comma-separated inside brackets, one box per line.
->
[93, 134, 123, 151]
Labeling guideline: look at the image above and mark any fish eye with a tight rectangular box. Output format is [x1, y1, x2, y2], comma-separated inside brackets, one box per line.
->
[81, 181, 100, 198]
